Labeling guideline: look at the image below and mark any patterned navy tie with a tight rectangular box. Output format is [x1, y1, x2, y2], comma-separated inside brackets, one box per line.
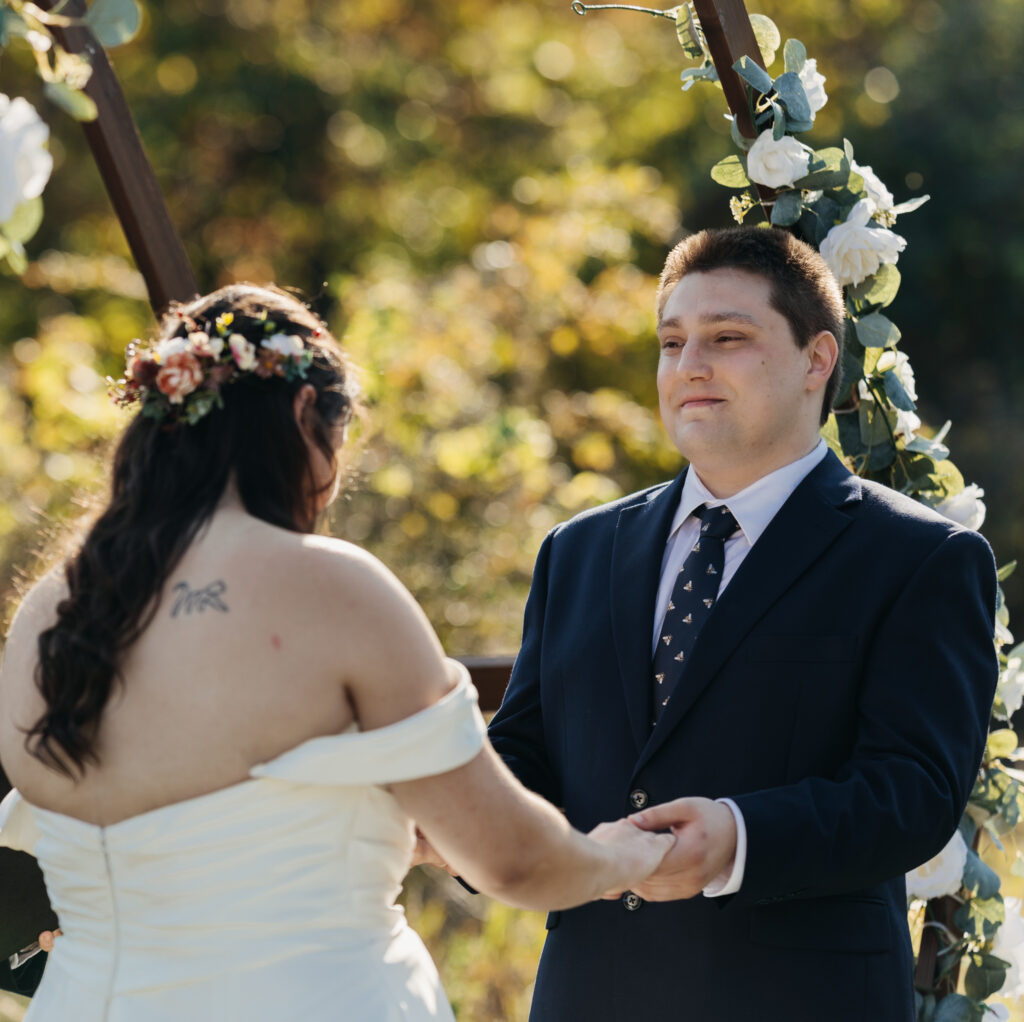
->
[652, 504, 738, 724]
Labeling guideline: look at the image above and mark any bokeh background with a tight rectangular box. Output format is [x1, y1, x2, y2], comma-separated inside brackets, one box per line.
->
[1, 0, 1022, 1017]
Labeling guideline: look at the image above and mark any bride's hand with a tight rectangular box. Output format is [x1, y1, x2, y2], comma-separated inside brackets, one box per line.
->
[38, 929, 62, 951]
[586, 818, 675, 899]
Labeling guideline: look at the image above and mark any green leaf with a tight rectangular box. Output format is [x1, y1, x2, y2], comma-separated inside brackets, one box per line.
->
[963, 849, 1001, 900]
[997, 561, 1017, 583]
[957, 894, 1006, 941]
[1011, 852, 1024, 878]
[3, 240, 27, 274]
[710, 155, 750, 188]
[84, 0, 142, 47]
[883, 370, 916, 412]
[773, 71, 812, 124]
[732, 55, 772, 96]
[855, 312, 901, 349]
[791, 147, 851, 190]
[681, 62, 718, 91]
[770, 99, 786, 140]
[770, 190, 802, 226]
[964, 953, 1009, 1000]
[859, 399, 894, 447]
[933, 994, 978, 1022]
[729, 116, 753, 151]
[783, 38, 806, 74]
[2, 196, 43, 243]
[43, 81, 99, 122]
[988, 729, 1018, 760]
[848, 263, 902, 311]
[749, 13, 781, 67]
[674, 5, 704, 58]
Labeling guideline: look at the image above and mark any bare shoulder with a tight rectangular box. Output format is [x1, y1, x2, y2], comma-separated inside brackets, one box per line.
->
[4, 567, 68, 649]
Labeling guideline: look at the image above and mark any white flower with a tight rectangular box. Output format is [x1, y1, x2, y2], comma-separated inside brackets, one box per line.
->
[188, 332, 224, 358]
[891, 351, 917, 403]
[228, 333, 257, 370]
[905, 830, 968, 900]
[935, 483, 987, 532]
[996, 647, 1024, 719]
[819, 199, 907, 287]
[851, 160, 895, 213]
[798, 59, 828, 114]
[0, 94, 53, 224]
[995, 897, 1024, 999]
[154, 336, 189, 362]
[997, 619, 1015, 650]
[745, 130, 810, 189]
[894, 407, 920, 442]
[262, 333, 305, 359]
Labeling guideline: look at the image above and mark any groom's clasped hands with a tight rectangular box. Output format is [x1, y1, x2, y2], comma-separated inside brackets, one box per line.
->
[599, 796, 738, 902]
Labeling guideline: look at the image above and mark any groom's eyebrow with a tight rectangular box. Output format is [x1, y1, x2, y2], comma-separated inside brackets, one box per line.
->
[657, 311, 759, 330]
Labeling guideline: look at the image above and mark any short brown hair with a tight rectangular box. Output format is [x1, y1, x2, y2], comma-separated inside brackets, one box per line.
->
[656, 227, 845, 424]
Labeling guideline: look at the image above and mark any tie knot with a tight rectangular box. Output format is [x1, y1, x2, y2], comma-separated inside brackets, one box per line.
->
[696, 504, 738, 540]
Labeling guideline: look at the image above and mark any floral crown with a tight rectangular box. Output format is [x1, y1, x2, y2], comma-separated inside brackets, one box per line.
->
[108, 310, 317, 426]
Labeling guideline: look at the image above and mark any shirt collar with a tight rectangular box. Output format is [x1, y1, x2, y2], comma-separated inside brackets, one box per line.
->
[669, 440, 829, 546]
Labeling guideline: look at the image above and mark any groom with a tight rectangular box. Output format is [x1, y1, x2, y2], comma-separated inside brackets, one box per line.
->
[487, 226, 998, 1021]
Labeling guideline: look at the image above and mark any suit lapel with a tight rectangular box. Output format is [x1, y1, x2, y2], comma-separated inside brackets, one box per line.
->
[610, 470, 687, 756]
[633, 451, 862, 773]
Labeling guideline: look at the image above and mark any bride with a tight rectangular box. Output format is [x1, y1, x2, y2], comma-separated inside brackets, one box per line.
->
[0, 284, 671, 1021]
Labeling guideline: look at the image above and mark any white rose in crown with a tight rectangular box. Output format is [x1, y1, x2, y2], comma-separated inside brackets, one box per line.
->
[935, 483, 986, 532]
[995, 897, 1024, 999]
[0, 94, 54, 224]
[798, 59, 828, 114]
[262, 333, 305, 358]
[851, 160, 895, 213]
[905, 830, 967, 900]
[228, 333, 257, 370]
[155, 336, 189, 362]
[997, 645, 1024, 719]
[819, 199, 907, 287]
[745, 130, 810, 189]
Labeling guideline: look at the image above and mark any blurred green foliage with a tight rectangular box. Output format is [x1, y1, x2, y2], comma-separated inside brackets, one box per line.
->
[1, 0, 1022, 1017]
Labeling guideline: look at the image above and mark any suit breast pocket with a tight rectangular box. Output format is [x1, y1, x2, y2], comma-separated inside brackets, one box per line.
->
[746, 634, 857, 664]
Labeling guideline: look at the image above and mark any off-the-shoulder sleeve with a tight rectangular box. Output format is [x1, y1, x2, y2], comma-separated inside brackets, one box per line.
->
[0, 790, 40, 855]
[251, 659, 487, 786]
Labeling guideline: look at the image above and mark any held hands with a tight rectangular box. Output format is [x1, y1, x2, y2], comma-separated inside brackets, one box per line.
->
[410, 828, 455, 874]
[587, 818, 675, 899]
[39, 929, 61, 951]
[624, 797, 737, 901]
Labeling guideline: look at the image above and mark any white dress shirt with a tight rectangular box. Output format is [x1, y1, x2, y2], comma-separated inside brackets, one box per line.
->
[650, 440, 829, 897]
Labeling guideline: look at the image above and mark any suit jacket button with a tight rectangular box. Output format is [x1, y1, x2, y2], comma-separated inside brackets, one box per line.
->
[622, 892, 643, 911]
[629, 789, 649, 810]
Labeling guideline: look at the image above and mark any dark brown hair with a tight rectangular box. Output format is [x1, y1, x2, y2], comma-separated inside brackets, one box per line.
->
[656, 226, 846, 423]
[27, 284, 361, 777]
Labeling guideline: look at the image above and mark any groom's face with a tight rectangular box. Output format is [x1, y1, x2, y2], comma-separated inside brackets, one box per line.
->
[656, 268, 825, 495]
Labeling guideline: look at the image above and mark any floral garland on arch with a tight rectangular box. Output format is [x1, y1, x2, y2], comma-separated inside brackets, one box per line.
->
[571, 5, 1021, 1019]
[0, 0, 142, 272]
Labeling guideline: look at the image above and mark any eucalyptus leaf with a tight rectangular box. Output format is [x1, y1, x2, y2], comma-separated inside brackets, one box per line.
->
[883, 370, 916, 412]
[988, 729, 1018, 760]
[43, 81, 99, 122]
[84, 0, 142, 48]
[729, 116, 753, 151]
[905, 432, 950, 461]
[955, 894, 1005, 942]
[843, 137, 856, 164]
[710, 154, 750, 188]
[732, 55, 772, 96]
[770, 190, 802, 227]
[783, 38, 806, 74]
[784, 116, 814, 134]
[997, 560, 1017, 583]
[791, 147, 850, 190]
[855, 312, 901, 349]
[770, 99, 786, 140]
[2, 196, 43, 244]
[674, 4, 704, 58]
[932, 994, 975, 1022]
[681, 63, 718, 91]
[773, 71, 812, 123]
[748, 13, 780, 67]
[965, 953, 1010, 1001]
[848, 263, 901, 311]
[4, 241, 27, 275]
[859, 399, 894, 447]
[963, 849, 1001, 900]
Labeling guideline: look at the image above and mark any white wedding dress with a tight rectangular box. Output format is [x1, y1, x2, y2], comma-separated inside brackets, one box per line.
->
[0, 661, 486, 1021]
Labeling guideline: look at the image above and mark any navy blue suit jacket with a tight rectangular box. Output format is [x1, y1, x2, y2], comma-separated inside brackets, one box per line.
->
[488, 451, 998, 1022]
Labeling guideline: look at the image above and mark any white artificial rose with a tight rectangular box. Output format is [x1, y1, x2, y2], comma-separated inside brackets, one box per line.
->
[745, 130, 810, 189]
[891, 351, 917, 403]
[154, 337, 189, 362]
[0, 94, 53, 224]
[851, 160, 895, 213]
[996, 647, 1024, 719]
[905, 830, 968, 900]
[995, 898, 1024, 999]
[935, 483, 987, 532]
[228, 333, 257, 370]
[819, 199, 907, 287]
[262, 333, 305, 358]
[798, 58, 828, 114]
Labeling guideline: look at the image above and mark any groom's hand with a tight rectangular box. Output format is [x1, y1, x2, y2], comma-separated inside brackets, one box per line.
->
[625, 797, 736, 901]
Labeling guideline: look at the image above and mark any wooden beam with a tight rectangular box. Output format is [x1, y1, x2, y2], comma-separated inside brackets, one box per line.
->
[37, 0, 198, 314]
